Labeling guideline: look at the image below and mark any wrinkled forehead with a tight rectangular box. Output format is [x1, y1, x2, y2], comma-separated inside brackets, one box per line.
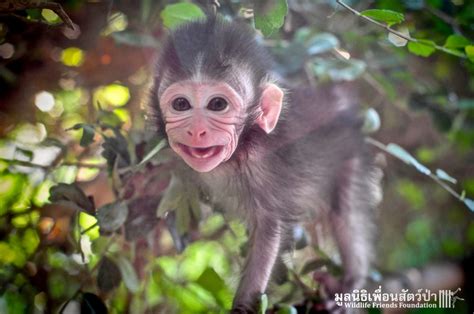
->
[157, 54, 255, 104]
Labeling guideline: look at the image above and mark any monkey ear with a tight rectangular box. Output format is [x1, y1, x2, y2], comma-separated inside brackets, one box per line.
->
[257, 84, 284, 134]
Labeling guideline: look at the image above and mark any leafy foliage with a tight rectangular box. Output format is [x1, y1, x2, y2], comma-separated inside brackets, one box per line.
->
[254, 0, 288, 36]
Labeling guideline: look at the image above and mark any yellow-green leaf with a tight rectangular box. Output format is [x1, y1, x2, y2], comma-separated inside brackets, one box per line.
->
[407, 40, 436, 57]
[465, 45, 474, 62]
[360, 9, 404, 26]
[160, 3, 205, 29]
[254, 0, 288, 36]
[444, 34, 470, 49]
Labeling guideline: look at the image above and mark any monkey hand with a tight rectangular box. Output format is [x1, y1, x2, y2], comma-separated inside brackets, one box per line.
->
[230, 303, 257, 314]
[314, 271, 366, 314]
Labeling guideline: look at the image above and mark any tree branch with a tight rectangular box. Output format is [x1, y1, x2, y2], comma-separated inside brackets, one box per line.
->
[335, 0, 467, 59]
[366, 138, 466, 203]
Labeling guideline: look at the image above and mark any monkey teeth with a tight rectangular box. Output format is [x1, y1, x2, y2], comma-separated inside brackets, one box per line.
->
[181, 145, 222, 159]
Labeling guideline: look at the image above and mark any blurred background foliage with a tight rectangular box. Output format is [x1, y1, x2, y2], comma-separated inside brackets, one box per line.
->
[0, 0, 473, 313]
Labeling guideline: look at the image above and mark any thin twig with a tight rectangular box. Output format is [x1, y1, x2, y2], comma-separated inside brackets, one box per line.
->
[335, 0, 467, 59]
[365, 137, 464, 202]
[336, 0, 412, 41]
[81, 222, 99, 235]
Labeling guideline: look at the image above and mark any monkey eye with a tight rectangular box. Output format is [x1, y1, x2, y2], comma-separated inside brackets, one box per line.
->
[207, 97, 228, 112]
[171, 97, 191, 111]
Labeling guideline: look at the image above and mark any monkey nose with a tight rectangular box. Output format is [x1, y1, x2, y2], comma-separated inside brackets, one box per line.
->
[187, 129, 207, 138]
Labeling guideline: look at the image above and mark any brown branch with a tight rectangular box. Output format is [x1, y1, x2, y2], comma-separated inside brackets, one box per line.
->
[365, 138, 466, 203]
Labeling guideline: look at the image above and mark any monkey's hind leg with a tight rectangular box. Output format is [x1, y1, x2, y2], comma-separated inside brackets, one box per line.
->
[326, 157, 382, 302]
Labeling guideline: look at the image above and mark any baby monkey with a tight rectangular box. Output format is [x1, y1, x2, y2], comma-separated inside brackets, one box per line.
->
[150, 16, 381, 313]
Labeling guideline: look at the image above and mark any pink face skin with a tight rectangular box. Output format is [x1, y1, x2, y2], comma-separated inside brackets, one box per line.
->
[159, 81, 246, 172]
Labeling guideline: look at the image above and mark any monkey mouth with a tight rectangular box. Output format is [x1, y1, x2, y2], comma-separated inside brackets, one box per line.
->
[178, 144, 224, 159]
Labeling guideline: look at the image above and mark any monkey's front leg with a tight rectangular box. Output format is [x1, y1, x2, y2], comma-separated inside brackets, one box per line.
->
[232, 214, 282, 313]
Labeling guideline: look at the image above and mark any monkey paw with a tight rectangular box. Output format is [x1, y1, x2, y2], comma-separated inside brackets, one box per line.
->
[230, 304, 257, 314]
[314, 271, 367, 314]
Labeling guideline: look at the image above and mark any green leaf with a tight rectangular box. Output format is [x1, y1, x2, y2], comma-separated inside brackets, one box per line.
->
[311, 58, 366, 81]
[113, 256, 140, 293]
[101, 129, 131, 171]
[397, 180, 425, 210]
[300, 258, 333, 274]
[293, 27, 312, 43]
[112, 31, 160, 48]
[188, 187, 202, 222]
[277, 305, 298, 314]
[68, 123, 95, 147]
[259, 294, 268, 314]
[196, 267, 226, 295]
[157, 174, 183, 217]
[41, 9, 60, 24]
[272, 42, 307, 75]
[157, 174, 202, 236]
[97, 257, 122, 293]
[190, 268, 229, 307]
[26, 9, 42, 20]
[97, 110, 123, 128]
[407, 40, 436, 57]
[458, 98, 474, 109]
[306, 33, 339, 55]
[360, 9, 404, 26]
[97, 201, 129, 232]
[80, 125, 95, 147]
[160, 3, 205, 29]
[1, 290, 27, 314]
[386, 143, 431, 175]
[435, 169, 457, 184]
[176, 198, 191, 236]
[465, 198, 474, 212]
[254, 0, 288, 36]
[465, 45, 474, 62]
[406, 219, 431, 243]
[444, 35, 470, 49]
[49, 183, 95, 214]
[81, 293, 108, 314]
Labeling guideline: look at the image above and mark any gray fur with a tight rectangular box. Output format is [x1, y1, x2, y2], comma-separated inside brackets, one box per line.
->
[149, 17, 381, 313]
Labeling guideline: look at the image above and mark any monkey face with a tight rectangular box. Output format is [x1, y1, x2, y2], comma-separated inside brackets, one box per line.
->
[159, 81, 284, 172]
[159, 81, 245, 172]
